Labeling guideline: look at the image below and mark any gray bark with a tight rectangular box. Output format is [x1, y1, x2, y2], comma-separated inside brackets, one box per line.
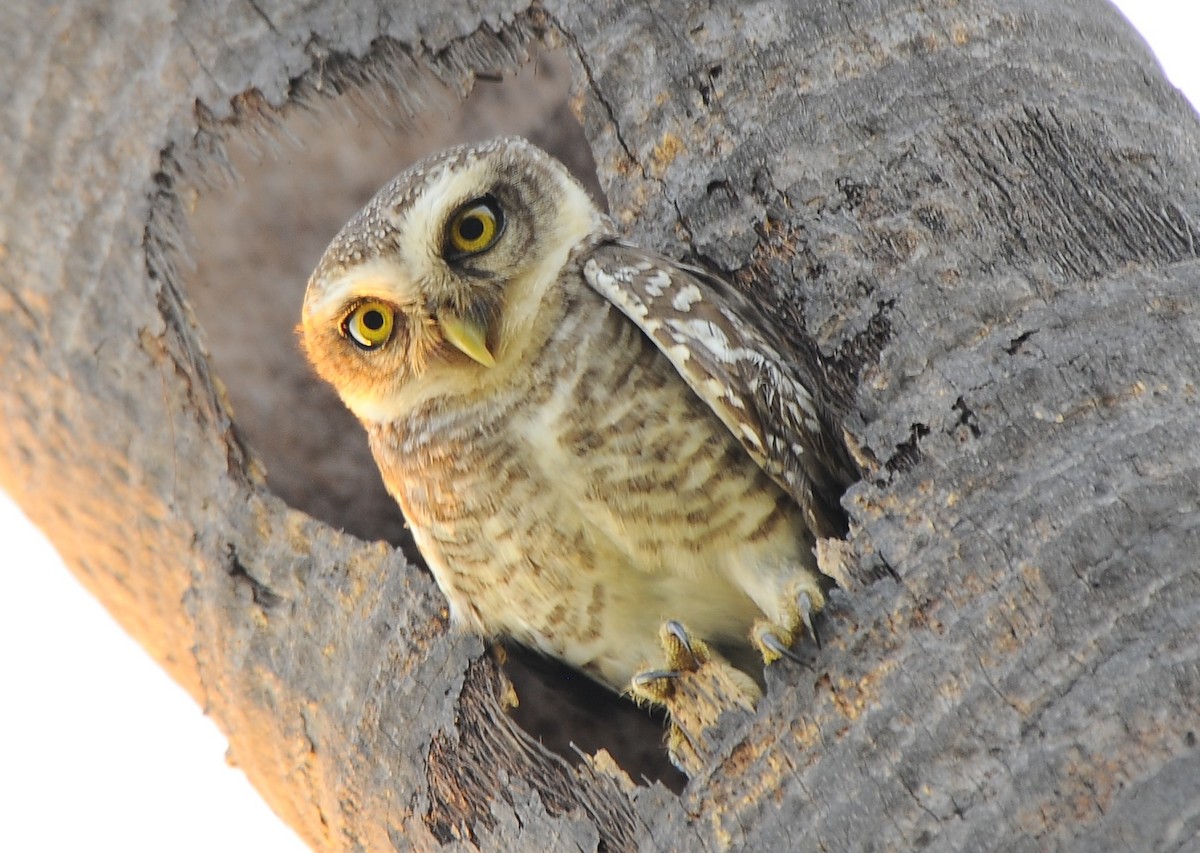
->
[2, 0, 1198, 850]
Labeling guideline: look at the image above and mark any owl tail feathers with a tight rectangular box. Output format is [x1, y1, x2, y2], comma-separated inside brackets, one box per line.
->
[627, 621, 761, 778]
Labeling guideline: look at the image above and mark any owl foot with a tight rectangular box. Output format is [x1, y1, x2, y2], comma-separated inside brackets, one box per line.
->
[627, 620, 698, 692]
[752, 587, 823, 665]
[630, 621, 761, 777]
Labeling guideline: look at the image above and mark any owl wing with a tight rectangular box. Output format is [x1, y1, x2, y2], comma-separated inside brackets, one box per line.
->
[583, 241, 857, 540]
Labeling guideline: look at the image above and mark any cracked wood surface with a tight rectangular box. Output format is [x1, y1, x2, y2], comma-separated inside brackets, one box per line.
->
[2, 0, 1199, 850]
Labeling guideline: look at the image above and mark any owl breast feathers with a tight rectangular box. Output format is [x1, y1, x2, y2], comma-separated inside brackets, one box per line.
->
[301, 136, 854, 692]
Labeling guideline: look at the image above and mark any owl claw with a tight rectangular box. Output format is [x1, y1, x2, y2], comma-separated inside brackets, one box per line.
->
[798, 590, 821, 650]
[631, 669, 682, 689]
[758, 630, 805, 664]
[628, 621, 711, 705]
[664, 620, 697, 664]
[752, 583, 826, 664]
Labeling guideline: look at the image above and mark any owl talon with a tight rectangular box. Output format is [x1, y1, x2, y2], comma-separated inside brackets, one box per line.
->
[629, 621, 711, 705]
[664, 620, 697, 665]
[758, 630, 805, 664]
[798, 590, 821, 650]
[631, 669, 682, 689]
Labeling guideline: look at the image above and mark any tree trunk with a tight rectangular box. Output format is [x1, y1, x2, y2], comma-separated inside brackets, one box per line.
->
[3, 0, 1197, 850]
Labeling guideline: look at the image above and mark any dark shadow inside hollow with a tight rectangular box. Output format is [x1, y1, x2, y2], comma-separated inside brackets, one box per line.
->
[184, 49, 684, 791]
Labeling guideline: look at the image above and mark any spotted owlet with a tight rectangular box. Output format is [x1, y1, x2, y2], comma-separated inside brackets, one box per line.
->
[300, 136, 854, 698]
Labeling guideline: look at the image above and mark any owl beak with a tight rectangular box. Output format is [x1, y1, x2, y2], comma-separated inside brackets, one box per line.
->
[437, 309, 496, 368]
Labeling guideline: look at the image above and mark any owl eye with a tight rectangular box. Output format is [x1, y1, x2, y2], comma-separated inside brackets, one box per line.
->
[344, 301, 395, 350]
[445, 197, 504, 259]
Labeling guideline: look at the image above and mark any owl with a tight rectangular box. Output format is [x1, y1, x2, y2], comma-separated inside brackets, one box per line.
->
[300, 136, 854, 698]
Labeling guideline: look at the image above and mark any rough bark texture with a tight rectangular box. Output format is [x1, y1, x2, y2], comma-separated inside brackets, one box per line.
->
[3, 0, 1198, 850]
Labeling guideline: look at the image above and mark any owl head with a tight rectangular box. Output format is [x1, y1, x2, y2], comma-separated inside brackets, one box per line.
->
[300, 137, 607, 424]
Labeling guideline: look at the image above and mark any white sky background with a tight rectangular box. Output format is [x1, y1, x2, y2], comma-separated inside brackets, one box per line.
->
[1, 4, 1197, 851]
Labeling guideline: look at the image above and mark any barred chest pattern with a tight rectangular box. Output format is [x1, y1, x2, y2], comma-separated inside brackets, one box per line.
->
[369, 277, 815, 689]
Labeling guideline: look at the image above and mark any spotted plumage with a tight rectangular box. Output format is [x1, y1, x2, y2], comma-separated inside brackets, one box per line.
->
[300, 136, 853, 693]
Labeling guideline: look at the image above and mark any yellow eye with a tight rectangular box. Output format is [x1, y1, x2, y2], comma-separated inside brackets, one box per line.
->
[345, 301, 395, 350]
[446, 197, 503, 259]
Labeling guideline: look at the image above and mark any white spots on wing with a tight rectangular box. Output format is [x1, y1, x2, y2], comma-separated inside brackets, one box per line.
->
[664, 341, 693, 364]
[698, 375, 729, 401]
[586, 247, 835, 503]
[781, 393, 820, 429]
[642, 268, 672, 297]
[740, 423, 766, 453]
[583, 258, 610, 286]
[585, 259, 651, 322]
[671, 283, 704, 312]
[667, 317, 739, 365]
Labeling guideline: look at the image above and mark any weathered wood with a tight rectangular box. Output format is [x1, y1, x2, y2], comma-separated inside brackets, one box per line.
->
[2, 0, 1198, 850]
